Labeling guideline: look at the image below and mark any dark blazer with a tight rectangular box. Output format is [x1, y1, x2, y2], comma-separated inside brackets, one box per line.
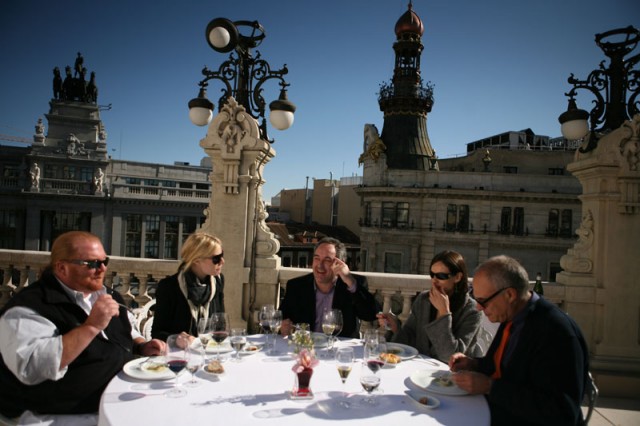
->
[152, 272, 225, 341]
[280, 273, 378, 338]
[478, 296, 588, 426]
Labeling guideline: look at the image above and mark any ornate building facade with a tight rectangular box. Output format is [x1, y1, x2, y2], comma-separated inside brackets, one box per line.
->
[356, 4, 582, 279]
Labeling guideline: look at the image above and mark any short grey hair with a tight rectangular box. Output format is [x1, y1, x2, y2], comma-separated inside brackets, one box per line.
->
[315, 237, 346, 261]
[475, 255, 530, 297]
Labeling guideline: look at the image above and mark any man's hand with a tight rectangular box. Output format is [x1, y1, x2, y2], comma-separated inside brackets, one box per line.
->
[448, 352, 477, 372]
[451, 370, 493, 395]
[136, 338, 166, 356]
[280, 319, 293, 336]
[331, 258, 355, 289]
[85, 295, 120, 331]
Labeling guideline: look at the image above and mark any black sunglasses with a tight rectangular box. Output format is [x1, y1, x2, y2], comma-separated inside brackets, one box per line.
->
[430, 270, 453, 280]
[66, 258, 110, 269]
[211, 251, 224, 264]
[472, 286, 513, 308]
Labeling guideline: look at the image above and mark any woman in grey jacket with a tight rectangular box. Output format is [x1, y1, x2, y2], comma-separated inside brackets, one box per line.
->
[378, 250, 482, 362]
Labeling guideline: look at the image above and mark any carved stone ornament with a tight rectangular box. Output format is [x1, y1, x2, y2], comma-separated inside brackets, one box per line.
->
[618, 114, 640, 214]
[359, 123, 387, 164]
[560, 209, 594, 273]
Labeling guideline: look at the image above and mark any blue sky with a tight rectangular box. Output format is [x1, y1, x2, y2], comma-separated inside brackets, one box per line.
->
[1, 0, 638, 200]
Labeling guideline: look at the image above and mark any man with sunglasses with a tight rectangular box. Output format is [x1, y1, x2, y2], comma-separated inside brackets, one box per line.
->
[0, 231, 165, 420]
[449, 255, 589, 426]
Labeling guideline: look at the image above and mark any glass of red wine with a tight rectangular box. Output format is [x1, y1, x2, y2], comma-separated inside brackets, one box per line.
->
[164, 334, 188, 398]
[259, 305, 275, 352]
[360, 341, 386, 405]
[210, 312, 230, 362]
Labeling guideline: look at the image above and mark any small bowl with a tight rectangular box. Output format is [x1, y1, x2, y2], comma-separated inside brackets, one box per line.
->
[405, 390, 440, 409]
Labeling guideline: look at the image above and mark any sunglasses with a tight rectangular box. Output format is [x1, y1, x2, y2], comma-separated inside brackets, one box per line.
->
[66, 258, 110, 269]
[430, 271, 453, 280]
[211, 251, 224, 264]
[472, 286, 513, 308]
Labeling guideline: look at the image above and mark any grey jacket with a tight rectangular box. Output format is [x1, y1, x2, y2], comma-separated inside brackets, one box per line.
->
[392, 291, 482, 362]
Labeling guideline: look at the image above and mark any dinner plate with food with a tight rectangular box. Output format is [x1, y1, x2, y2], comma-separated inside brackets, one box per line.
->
[409, 370, 468, 396]
[193, 339, 234, 354]
[379, 351, 402, 367]
[241, 341, 264, 355]
[123, 357, 175, 381]
[385, 342, 419, 360]
[405, 390, 440, 409]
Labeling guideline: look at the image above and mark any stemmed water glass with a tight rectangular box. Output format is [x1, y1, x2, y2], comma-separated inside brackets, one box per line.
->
[230, 328, 247, 361]
[268, 310, 283, 355]
[335, 347, 355, 408]
[184, 345, 205, 388]
[331, 309, 343, 350]
[322, 309, 343, 354]
[209, 312, 230, 361]
[164, 334, 188, 398]
[197, 317, 211, 350]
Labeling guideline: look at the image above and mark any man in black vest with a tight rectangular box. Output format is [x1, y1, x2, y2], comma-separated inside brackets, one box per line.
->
[0, 231, 165, 419]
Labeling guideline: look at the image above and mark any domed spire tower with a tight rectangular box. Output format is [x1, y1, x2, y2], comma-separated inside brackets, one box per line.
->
[378, 1, 437, 170]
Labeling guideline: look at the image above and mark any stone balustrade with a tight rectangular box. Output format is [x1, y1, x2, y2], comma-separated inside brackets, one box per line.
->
[0, 250, 565, 323]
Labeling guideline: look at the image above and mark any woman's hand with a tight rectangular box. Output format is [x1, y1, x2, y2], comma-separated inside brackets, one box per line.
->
[376, 312, 398, 333]
[429, 286, 451, 318]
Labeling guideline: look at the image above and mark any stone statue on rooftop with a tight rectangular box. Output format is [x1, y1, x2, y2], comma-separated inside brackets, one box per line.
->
[53, 67, 63, 100]
[29, 162, 40, 190]
[74, 52, 84, 78]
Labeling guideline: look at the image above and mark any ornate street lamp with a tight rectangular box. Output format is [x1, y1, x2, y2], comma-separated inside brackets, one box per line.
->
[188, 18, 296, 142]
[558, 26, 639, 152]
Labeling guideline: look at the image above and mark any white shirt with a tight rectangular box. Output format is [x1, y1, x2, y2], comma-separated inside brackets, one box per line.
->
[0, 283, 141, 385]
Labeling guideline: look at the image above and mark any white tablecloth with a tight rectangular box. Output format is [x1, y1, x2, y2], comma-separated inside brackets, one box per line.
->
[99, 336, 489, 426]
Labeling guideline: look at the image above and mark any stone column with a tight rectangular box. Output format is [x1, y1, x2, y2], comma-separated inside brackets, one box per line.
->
[556, 114, 640, 397]
[198, 97, 281, 328]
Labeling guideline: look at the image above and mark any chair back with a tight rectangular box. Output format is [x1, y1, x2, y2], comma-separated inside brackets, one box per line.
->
[582, 371, 599, 425]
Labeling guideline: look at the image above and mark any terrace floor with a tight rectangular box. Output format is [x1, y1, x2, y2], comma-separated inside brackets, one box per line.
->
[588, 397, 640, 425]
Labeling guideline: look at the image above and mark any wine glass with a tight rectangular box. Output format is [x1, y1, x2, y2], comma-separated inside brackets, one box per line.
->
[360, 340, 386, 405]
[164, 334, 188, 398]
[268, 310, 283, 355]
[184, 345, 204, 388]
[259, 305, 275, 351]
[209, 312, 230, 361]
[335, 347, 354, 408]
[230, 328, 247, 361]
[197, 317, 211, 349]
[331, 309, 343, 352]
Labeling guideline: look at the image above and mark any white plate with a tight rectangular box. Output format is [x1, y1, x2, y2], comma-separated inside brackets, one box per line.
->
[410, 370, 468, 396]
[241, 342, 264, 355]
[193, 339, 234, 354]
[386, 343, 419, 360]
[405, 390, 440, 409]
[122, 357, 174, 381]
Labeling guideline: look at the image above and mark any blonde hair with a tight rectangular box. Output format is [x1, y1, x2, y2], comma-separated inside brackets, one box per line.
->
[180, 232, 222, 271]
[49, 231, 102, 268]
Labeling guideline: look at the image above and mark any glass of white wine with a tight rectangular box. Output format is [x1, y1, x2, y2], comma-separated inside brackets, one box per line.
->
[197, 317, 211, 350]
[335, 347, 354, 408]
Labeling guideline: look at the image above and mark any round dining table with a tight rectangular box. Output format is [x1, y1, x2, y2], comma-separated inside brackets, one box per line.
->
[98, 335, 489, 426]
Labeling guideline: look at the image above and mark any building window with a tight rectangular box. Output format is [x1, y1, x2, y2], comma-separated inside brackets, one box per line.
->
[548, 168, 564, 175]
[145, 215, 160, 258]
[397, 202, 409, 228]
[513, 207, 524, 235]
[500, 207, 512, 234]
[298, 255, 308, 268]
[446, 204, 457, 232]
[164, 216, 179, 259]
[503, 166, 518, 174]
[44, 165, 58, 179]
[560, 209, 572, 238]
[182, 217, 198, 242]
[125, 214, 142, 257]
[384, 252, 401, 273]
[382, 202, 395, 227]
[63, 166, 75, 179]
[364, 203, 372, 226]
[458, 205, 470, 232]
[125, 177, 141, 185]
[0, 209, 18, 249]
[80, 167, 92, 182]
[547, 209, 559, 237]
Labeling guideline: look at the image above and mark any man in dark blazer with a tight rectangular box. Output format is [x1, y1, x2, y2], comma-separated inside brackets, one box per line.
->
[280, 237, 377, 338]
[449, 255, 588, 426]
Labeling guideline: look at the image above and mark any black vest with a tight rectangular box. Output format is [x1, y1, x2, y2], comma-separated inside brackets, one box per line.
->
[0, 271, 135, 417]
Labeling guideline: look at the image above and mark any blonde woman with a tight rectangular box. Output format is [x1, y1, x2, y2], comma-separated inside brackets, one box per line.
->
[152, 232, 225, 341]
